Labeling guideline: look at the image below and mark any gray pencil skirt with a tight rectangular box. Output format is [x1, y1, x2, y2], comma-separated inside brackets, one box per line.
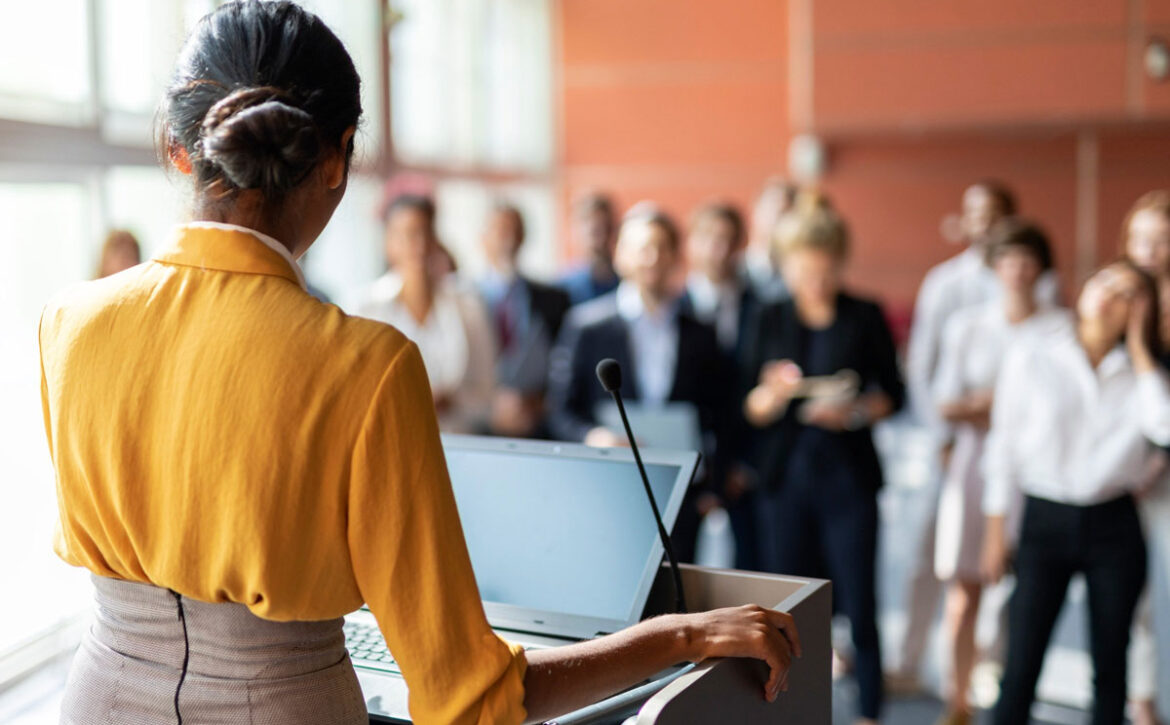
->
[60, 575, 367, 724]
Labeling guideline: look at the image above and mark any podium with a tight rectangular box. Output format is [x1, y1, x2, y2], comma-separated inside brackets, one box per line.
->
[547, 563, 831, 724]
[362, 563, 830, 724]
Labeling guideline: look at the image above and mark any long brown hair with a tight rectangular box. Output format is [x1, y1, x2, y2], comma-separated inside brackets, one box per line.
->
[1089, 258, 1163, 362]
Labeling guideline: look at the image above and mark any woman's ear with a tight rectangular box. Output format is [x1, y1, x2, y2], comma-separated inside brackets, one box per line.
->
[168, 139, 193, 175]
[324, 126, 357, 191]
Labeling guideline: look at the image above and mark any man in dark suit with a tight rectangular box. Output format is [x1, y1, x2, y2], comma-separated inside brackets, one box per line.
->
[678, 201, 763, 571]
[548, 203, 733, 562]
[480, 202, 572, 438]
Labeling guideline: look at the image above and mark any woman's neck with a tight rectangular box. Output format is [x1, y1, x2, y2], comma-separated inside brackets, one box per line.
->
[193, 197, 302, 257]
[795, 295, 836, 329]
[400, 267, 435, 325]
[1003, 290, 1036, 324]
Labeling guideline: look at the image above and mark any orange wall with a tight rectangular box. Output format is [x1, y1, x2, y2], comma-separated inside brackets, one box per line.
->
[557, 0, 1170, 317]
[558, 0, 788, 255]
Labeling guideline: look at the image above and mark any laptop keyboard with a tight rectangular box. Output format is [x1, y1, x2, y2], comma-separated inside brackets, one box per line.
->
[345, 621, 401, 674]
[345, 620, 551, 676]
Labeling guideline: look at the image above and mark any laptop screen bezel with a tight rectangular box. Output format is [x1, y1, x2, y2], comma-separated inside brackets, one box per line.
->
[439, 433, 698, 640]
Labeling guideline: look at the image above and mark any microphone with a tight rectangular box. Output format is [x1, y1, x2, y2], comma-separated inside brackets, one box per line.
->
[596, 358, 687, 614]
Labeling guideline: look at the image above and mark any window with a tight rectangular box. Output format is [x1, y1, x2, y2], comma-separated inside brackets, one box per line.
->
[0, 180, 96, 662]
[0, 1, 91, 124]
[388, 0, 553, 172]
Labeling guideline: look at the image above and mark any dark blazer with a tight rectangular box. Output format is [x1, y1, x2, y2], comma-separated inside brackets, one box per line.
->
[547, 293, 734, 475]
[525, 277, 572, 344]
[677, 282, 763, 368]
[744, 292, 905, 493]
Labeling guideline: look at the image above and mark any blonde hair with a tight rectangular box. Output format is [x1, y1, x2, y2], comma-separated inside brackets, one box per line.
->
[771, 191, 849, 261]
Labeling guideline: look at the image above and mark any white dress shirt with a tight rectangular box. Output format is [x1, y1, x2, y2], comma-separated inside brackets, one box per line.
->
[982, 314, 1170, 515]
[616, 282, 678, 406]
[356, 271, 496, 433]
[686, 273, 742, 352]
[906, 246, 1060, 439]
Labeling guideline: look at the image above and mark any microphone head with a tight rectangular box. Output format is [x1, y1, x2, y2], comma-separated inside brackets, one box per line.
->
[596, 358, 622, 393]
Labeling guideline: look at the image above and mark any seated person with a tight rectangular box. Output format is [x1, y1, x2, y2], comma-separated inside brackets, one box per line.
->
[559, 191, 620, 305]
[548, 203, 733, 562]
[479, 201, 571, 437]
[356, 194, 495, 433]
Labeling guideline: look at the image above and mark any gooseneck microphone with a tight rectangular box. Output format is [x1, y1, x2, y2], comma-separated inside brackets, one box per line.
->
[596, 358, 687, 614]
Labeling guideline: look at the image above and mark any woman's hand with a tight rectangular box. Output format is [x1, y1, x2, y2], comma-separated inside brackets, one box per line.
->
[584, 426, 627, 448]
[682, 605, 803, 701]
[523, 604, 802, 720]
[1128, 291, 1156, 373]
[745, 361, 803, 426]
[799, 399, 852, 431]
[981, 515, 1010, 583]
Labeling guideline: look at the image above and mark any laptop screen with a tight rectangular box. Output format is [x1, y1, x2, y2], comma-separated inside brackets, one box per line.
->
[443, 438, 692, 631]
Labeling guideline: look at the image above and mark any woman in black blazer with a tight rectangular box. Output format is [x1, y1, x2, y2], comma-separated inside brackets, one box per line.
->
[744, 194, 904, 725]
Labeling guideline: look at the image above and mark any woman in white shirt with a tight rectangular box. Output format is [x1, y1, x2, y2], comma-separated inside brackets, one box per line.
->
[357, 194, 495, 433]
[1121, 191, 1170, 725]
[931, 221, 1066, 725]
[981, 260, 1170, 725]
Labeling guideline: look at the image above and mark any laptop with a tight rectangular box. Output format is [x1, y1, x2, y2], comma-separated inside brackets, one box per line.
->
[347, 434, 700, 723]
[592, 401, 703, 453]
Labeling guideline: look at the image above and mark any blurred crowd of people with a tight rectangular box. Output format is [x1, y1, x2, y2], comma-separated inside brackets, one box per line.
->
[95, 179, 1170, 725]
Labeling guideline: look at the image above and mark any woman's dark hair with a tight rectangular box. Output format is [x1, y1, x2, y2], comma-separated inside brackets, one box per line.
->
[160, 0, 361, 201]
[689, 201, 746, 247]
[970, 178, 1018, 217]
[984, 218, 1054, 271]
[384, 194, 436, 226]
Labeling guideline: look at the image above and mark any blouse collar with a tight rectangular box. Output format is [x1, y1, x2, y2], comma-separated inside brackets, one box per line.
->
[154, 222, 308, 291]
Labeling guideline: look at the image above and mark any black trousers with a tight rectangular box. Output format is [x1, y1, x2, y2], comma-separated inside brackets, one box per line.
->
[757, 449, 882, 719]
[993, 494, 1147, 725]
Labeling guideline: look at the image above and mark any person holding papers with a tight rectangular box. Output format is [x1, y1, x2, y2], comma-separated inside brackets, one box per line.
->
[744, 193, 904, 725]
[39, 3, 800, 723]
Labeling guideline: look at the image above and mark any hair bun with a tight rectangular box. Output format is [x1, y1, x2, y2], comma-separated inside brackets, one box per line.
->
[200, 87, 321, 192]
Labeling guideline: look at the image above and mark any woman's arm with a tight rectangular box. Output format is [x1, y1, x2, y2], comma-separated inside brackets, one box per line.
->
[523, 606, 801, 723]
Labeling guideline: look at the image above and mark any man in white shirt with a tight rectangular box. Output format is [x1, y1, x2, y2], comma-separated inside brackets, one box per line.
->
[892, 180, 1059, 690]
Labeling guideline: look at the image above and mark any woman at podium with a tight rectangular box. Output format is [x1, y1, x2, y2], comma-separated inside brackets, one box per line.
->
[38, 2, 800, 723]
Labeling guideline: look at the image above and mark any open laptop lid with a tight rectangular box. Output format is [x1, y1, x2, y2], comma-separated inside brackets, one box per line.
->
[441, 434, 698, 641]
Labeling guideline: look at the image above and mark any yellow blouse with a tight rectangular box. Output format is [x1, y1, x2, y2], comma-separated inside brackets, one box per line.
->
[39, 223, 527, 725]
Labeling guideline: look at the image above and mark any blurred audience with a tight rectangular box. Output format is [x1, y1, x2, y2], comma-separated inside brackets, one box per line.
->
[547, 203, 731, 562]
[892, 179, 1057, 692]
[356, 194, 495, 433]
[558, 191, 620, 305]
[743, 192, 904, 725]
[930, 220, 1064, 725]
[479, 201, 571, 438]
[95, 229, 141, 278]
[981, 260, 1168, 725]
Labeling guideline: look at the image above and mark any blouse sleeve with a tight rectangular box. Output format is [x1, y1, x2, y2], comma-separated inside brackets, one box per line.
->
[1136, 368, 1170, 447]
[347, 343, 526, 725]
[982, 344, 1029, 517]
[932, 313, 969, 407]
